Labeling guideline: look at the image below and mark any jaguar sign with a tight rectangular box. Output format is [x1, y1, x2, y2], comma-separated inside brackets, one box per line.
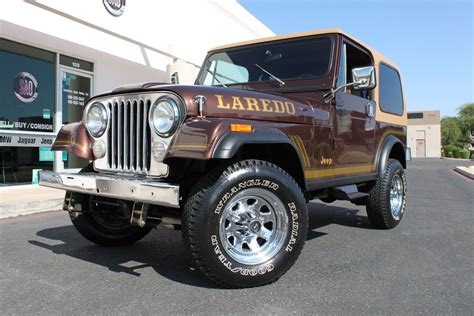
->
[103, 0, 126, 17]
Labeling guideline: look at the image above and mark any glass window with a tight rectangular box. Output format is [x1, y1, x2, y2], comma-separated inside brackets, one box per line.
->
[0, 147, 53, 185]
[408, 112, 423, 119]
[197, 36, 332, 86]
[379, 64, 404, 116]
[62, 72, 91, 124]
[344, 43, 372, 99]
[0, 43, 56, 133]
[203, 59, 249, 86]
[336, 44, 346, 88]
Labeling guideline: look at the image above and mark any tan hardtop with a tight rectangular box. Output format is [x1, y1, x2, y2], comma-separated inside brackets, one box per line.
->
[210, 28, 406, 126]
[210, 28, 399, 72]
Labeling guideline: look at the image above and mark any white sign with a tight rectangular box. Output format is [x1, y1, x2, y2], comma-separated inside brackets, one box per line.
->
[0, 132, 56, 147]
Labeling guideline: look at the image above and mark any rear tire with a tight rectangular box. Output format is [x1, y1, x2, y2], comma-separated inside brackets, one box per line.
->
[182, 160, 308, 288]
[366, 159, 407, 229]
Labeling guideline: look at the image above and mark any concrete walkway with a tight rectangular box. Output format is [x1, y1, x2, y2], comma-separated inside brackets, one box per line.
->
[0, 185, 64, 218]
[454, 165, 474, 180]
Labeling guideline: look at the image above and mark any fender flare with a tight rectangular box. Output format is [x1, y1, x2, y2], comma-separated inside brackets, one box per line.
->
[212, 130, 299, 159]
[376, 135, 406, 175]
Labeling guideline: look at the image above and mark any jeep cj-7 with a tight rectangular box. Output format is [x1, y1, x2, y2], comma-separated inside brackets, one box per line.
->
[40, 29, 408, 288]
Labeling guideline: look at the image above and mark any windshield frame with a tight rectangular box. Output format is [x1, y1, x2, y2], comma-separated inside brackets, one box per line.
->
[195, 34, 335, 87]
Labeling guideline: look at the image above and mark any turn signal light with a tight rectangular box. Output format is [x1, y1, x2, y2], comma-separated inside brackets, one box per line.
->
[230, 124, 254, 133]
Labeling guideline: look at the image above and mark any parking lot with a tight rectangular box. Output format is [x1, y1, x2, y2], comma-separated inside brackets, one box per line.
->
[1, 158, 472, 314]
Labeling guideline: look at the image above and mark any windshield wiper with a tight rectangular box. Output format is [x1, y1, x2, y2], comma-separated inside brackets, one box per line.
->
[255, 64, 285, 87]
[206, 69, 228, 88]
[262, 86, 331, 94]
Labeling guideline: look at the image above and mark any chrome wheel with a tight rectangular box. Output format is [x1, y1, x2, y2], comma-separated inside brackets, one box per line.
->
[219, 188, 289, 265]
[390, 173, 404, 220]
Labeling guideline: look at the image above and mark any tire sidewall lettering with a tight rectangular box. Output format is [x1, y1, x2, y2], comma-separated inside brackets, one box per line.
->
[214, 178, 279, 215]
[208, 174, 303, 277]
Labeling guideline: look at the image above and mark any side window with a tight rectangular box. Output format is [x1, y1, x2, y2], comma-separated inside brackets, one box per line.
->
[344, 42, 372, 99]
[336, 43, 346, 88]
[379, 64, 404, 116]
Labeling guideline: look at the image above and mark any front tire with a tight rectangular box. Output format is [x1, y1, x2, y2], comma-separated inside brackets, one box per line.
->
[67, 165, 152, 246]
[68, 193, 152, 246]
[366, 159, 407, 229]
[182, 160, 308, 288]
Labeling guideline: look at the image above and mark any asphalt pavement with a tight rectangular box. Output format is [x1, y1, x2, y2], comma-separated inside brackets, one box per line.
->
[1, 158, 473, 315]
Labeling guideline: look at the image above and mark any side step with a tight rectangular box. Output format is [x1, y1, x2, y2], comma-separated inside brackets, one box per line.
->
[330, 185, 369, 203]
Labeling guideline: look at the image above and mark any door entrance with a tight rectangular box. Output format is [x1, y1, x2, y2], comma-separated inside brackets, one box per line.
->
[416, 139, 426, 157]
[56, 67, 93, 171]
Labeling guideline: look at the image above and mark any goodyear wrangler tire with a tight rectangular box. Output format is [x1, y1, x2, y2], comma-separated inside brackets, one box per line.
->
[67, 165, 152, 246]
[366, 159, 407, 229]
[182, 160, 308, 288]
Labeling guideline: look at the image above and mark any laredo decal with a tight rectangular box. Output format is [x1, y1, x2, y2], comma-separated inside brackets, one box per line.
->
[215, 95, 295, 115]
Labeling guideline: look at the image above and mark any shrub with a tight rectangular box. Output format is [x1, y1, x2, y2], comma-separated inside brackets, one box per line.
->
[452, 148, 461, 158]
[447, 151, 453, 158]
[460, 150, 470, 159]
[443, 144, 459, 153]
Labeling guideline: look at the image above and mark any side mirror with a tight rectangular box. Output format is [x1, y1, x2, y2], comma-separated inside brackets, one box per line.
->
[352, 66, 376, 90]
[322, 65, 376, 103]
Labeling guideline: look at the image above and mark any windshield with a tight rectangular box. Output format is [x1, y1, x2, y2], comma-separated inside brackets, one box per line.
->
[196, 36, 333, 87]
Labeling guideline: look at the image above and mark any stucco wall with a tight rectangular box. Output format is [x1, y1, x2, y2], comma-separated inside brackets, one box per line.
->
[407, 124, 441, 158]
[0, 0, 274, 92]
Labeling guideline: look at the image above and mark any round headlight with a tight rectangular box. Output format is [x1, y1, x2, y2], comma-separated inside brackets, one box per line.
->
[85, 103, 108, 137]
[149, 97, 180, 137]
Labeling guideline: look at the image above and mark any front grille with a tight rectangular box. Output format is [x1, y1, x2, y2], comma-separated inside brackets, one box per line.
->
[105, 98, 152, 174]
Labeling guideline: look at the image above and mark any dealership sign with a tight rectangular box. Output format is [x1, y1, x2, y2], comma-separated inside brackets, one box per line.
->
[103, 0, 126, 16]
[0, 132, 55, 147]
[13, 72, 38, 103]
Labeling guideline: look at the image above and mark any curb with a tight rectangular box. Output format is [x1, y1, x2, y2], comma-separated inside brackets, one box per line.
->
[0, 184, 65, 219]
[453, 167, 474, 180]
[0, 199, 63, 219]
[440, 157, 474, 161]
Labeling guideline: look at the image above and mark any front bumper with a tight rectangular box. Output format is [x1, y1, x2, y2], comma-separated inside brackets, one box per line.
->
[39, 171, 180, 208]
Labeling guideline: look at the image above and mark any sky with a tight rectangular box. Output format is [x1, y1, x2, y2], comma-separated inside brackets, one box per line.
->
[238, 0, 473, 117]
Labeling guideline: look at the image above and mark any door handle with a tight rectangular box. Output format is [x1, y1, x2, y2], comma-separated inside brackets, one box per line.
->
[366, 103, 375, 118]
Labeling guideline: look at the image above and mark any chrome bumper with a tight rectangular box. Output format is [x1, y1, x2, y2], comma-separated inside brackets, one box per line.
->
[39, 171, 180, 208]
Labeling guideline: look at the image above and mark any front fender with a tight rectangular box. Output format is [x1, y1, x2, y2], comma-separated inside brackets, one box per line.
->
[212, 129, 296, 159]
[166, 118, 301, 162]
[52, 122, 93, 160]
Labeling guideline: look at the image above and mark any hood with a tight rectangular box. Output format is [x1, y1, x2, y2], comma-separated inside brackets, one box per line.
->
[96, 83, 316, 124]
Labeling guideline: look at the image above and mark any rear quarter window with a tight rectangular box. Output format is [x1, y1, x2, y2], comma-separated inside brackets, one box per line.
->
[379, 64, 404, 116]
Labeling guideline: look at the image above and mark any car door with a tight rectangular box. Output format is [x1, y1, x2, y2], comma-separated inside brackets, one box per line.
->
[333, 40, 376, 171]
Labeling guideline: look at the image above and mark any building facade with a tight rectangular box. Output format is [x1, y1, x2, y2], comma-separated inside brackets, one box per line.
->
[407, 110, 441, 158]
[0, 0, 273, 186]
